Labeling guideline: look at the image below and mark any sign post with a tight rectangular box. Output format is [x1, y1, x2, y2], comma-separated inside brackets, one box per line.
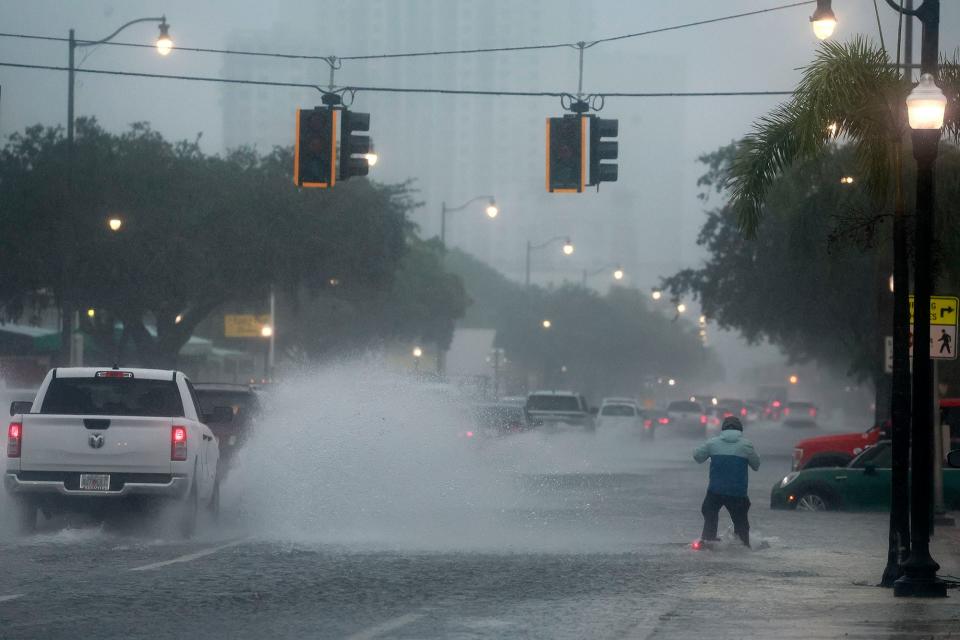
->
[908, 295, 958, 360]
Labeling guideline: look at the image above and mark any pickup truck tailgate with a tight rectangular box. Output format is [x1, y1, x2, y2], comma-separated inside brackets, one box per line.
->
[20, 415, 173, 474]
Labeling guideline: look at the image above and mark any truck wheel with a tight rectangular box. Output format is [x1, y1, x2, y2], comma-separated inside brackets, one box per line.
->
[15, 499, 37, 535]
[178, 481, 198, 539]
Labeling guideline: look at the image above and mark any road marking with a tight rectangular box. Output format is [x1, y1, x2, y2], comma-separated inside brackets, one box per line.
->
[129, 539, 246, 572]
[345, 613, 425, 640]
[0, 594, 24, 603]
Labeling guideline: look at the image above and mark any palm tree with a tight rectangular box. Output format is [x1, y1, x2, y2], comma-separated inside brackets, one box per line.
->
[725, 36, 960, 587]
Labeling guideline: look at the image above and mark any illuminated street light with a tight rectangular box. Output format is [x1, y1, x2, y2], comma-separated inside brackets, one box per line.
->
[155, 20, 173, 55]
[827, 122, 838, 136]
[613, 266, 624, 281]
[260, 325, 273, 338]
[364, 152, 378, 167]
[810, 0, 837, 40]
[906, 73, 948, 131]
[889, 274, 895, 293]
[789, 374, 799, 385]
[562, 239, 575, 256]
[485, 199, 499, 219]
[86, 308, 95, 318]
[413, 346, 423, 358]
[840, 175, 855, 185]
[542, 319, 552, 329]
[108, 217, 123, 231]
[175, 314, 183, 324]
[667, 378, 676, 387]
[699, 315, 707, 326]
[651, 289, 663, 301]
[676, 303, 687, 314]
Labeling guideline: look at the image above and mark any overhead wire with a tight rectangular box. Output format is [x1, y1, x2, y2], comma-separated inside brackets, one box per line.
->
[0, 61, 794, 99]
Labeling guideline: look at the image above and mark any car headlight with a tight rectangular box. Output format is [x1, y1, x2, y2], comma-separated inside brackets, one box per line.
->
[780, 472, 799, 488]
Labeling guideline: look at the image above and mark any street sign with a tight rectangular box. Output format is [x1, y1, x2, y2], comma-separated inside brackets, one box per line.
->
[909, 324, 958, 360]
[909, 295, 958, 326]
[224, 314, 270, 338]
[907, 295, 958, 360]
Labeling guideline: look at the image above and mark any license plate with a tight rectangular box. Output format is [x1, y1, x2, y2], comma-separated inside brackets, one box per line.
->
[79, 473, 110, 491]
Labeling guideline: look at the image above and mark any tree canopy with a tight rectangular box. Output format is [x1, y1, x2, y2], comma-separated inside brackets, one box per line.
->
[0, 119, 462, 367]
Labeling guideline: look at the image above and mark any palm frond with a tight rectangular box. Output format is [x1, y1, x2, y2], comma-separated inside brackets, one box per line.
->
[728, 37, 904, 236]
[939, 50, 960, 143]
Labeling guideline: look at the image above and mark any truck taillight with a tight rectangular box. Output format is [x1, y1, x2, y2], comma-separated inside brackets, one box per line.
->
[809, 408, 817, 417]
[700, 414, 707, 425]
[7, 422, 22, 458]
[171, 426, 187, 461]
[741, 407, 748, 417]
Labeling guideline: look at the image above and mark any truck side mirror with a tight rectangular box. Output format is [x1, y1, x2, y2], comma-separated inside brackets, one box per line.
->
[947, 450, 960, 469]
[9, 401, 32, 416]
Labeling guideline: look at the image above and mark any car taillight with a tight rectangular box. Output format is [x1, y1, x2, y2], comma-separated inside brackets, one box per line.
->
[7, 422, 22, 458]
[171, 426, 188, 461]
[700, 414, 707, 425]
[772, 400, 781, 408]
[809, 408, 817, 417]
[784, 408, 791, 416]
[643, 419, 653, 428]
[658, 417, 670, 425]
[741, 407, 747, 417]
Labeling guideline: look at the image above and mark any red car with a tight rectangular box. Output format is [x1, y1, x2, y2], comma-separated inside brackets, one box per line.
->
[792, 421, 889, 470]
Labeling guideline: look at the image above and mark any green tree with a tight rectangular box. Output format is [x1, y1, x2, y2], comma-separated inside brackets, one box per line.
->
[0, 119, 413, 367]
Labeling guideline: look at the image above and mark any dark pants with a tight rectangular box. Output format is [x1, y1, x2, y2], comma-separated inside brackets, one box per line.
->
[701, 491, 751, 546]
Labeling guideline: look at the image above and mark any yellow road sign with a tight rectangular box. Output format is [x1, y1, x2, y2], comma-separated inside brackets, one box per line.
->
[908, 295, 958, 327]
[224, 314, 271, 338]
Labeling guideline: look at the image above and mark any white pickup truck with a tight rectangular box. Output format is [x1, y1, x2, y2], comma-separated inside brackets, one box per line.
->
[5, 367, 225, 537]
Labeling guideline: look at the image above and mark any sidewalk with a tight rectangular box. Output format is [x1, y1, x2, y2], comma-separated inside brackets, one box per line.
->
[642, 519, 960, 639]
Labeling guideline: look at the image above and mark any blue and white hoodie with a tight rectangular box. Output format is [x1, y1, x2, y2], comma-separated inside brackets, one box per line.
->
[693, 430, 761, 497]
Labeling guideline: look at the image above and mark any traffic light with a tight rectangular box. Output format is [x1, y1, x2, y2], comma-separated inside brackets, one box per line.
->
[546, 115, 586, 192]
[339, 109, 371, 180]
[588, 116, 618, 186]
[294, 107, 337, 188]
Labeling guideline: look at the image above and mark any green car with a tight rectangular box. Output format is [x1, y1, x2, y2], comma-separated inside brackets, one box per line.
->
[771, 441, 960, 511]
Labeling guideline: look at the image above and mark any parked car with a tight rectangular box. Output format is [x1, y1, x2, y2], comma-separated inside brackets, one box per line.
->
[525, 391, 594, 432]
[792, 421, 889, 470]
[597, 400, 648, 437]
[194, 382, 262, 469]
[772, 441, 960, 511]
[666, 400, 706, 436]
[783, 401, 819, 427]
[5, 367, 225, 537]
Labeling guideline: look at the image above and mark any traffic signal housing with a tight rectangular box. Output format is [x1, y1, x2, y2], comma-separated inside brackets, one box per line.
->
[588, 116, 618, 186]
[294, 107, 337, 188]
[546, 115, 586, 193]
[339, 109, 371, 180]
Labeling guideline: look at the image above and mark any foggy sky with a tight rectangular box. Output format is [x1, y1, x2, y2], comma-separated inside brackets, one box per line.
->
[2, 0, 957, 379]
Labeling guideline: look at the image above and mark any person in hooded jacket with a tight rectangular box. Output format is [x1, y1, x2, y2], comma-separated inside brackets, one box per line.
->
[693, 416, 760, 547]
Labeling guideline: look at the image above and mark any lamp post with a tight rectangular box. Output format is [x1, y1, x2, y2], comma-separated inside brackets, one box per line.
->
[440, 195, 498, 248]
[525, 236, 574, 287]
[63, 16, 172, 366]
[581, 263, 625, 287]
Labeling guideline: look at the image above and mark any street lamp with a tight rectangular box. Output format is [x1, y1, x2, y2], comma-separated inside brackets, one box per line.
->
[440, 195, 498, 248]
[107, 217, 123, 232]
[810, 0, 837, 40]
[62, 16, 172, 367]
[676, 303, 687, 314]
[651, 289, 663, 301]
[789, 374, 799, 385]
[906, 73, 947, 130]
[260, 325, 273, 338]
[542, 319, 552, 329]
[525, 236, 574, 287]
[582, 263, 625, 287]
[895, 6, 947, 595]
[413, 346, 423, 358]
